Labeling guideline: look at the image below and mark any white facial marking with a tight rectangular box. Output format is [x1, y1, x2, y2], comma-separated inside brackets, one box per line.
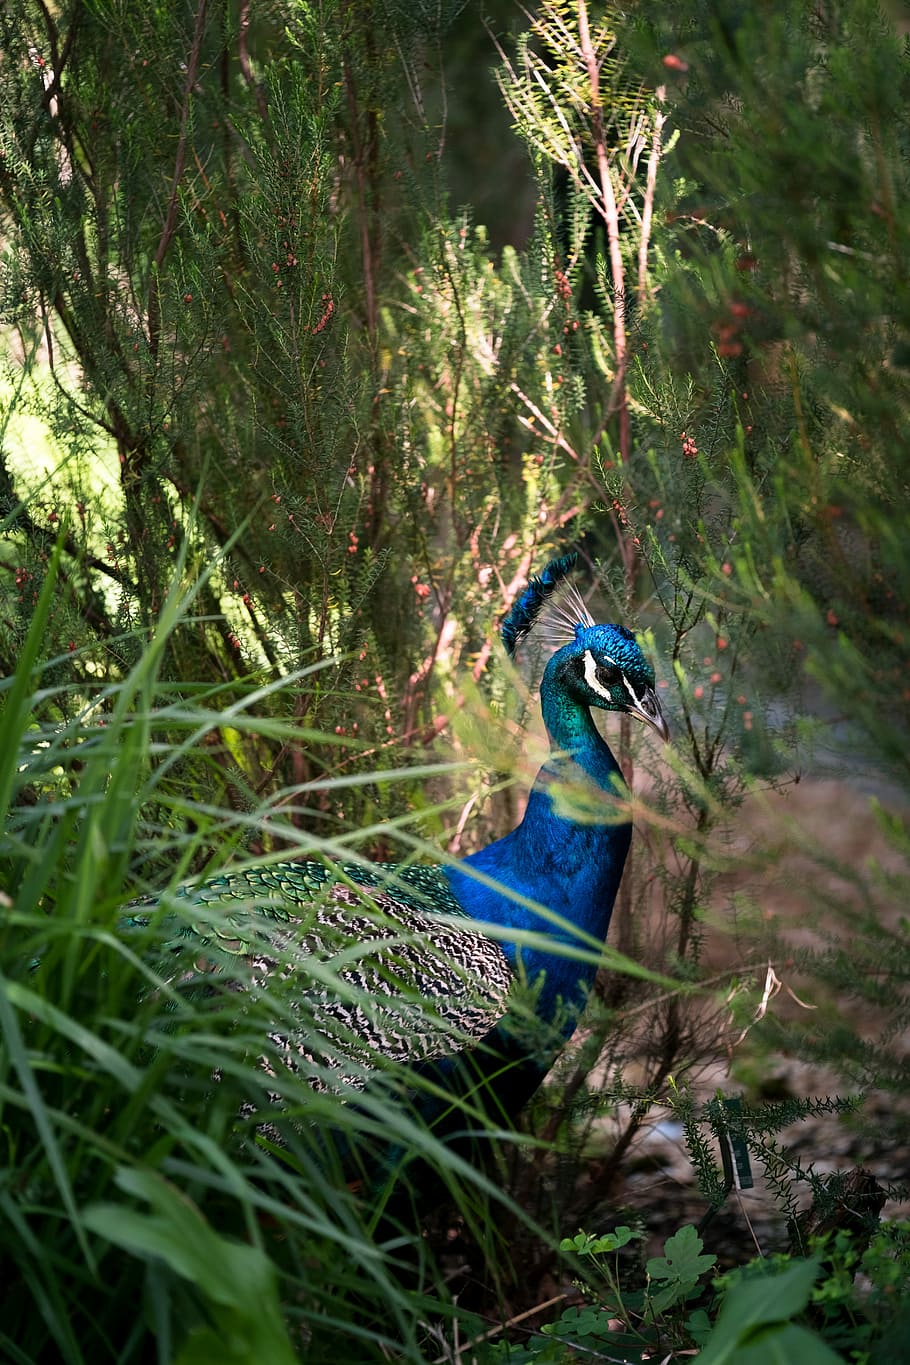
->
[621, 673, 640, 707]
[583, 650, 615, 701]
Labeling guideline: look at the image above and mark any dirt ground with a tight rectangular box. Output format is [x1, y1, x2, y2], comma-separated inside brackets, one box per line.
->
[611, 774, 910, 1263]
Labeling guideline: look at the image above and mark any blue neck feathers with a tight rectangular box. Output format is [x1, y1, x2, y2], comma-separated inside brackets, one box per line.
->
[445, 657, 632, 1026]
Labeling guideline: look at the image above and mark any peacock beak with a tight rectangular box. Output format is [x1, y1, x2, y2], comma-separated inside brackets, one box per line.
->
[628, 687, 670, 743]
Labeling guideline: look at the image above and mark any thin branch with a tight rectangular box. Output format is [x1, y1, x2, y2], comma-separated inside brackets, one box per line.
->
[637, 91, 667, 301]
[578, 0, 629, 463]
[341, 17, 381, 340]
[147, 0, 210, 361]
[431, 1293, 570, 1364]
[237, 0, 268, 121]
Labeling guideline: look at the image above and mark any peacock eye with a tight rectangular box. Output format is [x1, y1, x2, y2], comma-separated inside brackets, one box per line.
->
[595, 663, 621, 688]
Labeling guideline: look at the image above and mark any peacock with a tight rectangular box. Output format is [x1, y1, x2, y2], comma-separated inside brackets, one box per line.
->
[139, 553, 668, 1143]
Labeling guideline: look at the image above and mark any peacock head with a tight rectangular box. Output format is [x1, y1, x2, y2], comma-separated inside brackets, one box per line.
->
[555, 622, 669, 741]
[502, 553, 669, 742]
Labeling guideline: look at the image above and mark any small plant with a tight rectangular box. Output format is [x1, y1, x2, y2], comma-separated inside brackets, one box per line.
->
[488, 1223, 717, 1361]
[696, 1259, 845, 1365]
[492, 1223, 910, 1364]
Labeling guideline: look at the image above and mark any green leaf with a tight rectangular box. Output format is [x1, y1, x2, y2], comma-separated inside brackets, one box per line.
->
[560, 1225, 641, 1256]
[686, 1307, 713, 1345]
[589, 1226, 642, 1254]
[541, 1305, 651, 1359]
[646, 1225, 716, 1284]
[696, 1261, 824, 1365]
[726, 1322, 847, 1365]
[84, 1168, 297, 1365]
[647, 1280, 690, 1315]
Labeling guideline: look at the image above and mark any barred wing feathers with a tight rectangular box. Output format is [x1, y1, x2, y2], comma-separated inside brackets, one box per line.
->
[140, 862, 514, 1087]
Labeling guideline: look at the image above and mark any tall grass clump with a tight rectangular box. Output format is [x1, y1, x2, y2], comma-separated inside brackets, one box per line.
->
[0, 547, 561, 1363]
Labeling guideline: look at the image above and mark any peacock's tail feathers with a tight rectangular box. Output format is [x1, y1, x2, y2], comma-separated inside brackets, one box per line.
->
[132, 862, 514, 1093]
[257, 883, 514, 1090]
[501, 552, 595, 658]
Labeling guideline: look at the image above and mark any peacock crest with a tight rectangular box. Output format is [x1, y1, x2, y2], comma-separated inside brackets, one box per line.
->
[501, 552, 596, 658]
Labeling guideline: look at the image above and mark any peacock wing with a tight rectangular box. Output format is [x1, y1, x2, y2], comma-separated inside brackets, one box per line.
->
[265, 881, 515, 1087]
[141, 861, 514, 1088]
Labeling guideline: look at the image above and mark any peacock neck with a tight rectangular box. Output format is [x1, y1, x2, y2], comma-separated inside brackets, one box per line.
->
[446, 661, 632, 1024]
[513, 668, 630, 895]
[538, 665, 621, 786]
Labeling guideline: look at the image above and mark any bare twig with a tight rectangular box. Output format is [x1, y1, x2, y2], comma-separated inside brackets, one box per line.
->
[342, 26, 380, 338]
[577, 0, 629, 464]
[637, 91, 666, 300]
[237, 0, 268, 121]
[431, 1293, 569, 1364]
[147, 0, 210, 361]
